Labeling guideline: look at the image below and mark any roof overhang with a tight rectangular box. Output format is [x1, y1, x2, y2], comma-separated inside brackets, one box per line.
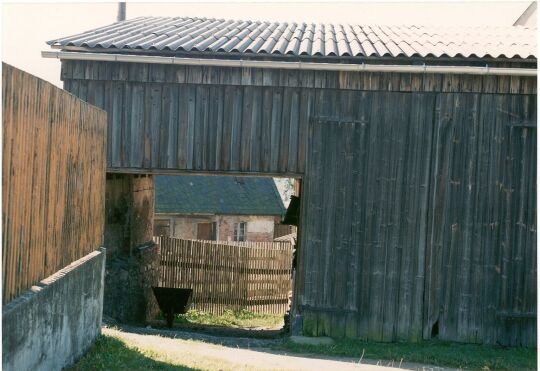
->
[42, 50, 538, 76]
[49, 44, 538, 65]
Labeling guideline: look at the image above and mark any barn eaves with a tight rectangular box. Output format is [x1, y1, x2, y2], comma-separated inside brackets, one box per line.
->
[42, 50, 537, 76]
[43, 15, 538, 75]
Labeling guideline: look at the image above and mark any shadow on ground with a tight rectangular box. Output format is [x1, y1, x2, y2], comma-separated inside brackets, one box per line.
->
[68, 334, 198, 371]
[110, 321, 284, 349]
[149, 319, 284, 338]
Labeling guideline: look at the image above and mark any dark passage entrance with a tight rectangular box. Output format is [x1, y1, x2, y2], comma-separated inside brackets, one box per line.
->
[151, 174, 299, 335]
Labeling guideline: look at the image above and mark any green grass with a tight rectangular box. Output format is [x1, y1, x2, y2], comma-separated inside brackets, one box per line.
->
[275, 337, 537, 370]
[68, 335, 198, 371]
[170, 309, 284, 329]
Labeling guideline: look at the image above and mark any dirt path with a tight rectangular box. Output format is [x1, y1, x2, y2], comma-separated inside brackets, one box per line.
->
[103, 326, 455, 371]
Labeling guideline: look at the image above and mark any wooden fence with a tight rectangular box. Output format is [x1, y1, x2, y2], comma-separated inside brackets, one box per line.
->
[156, 236, 293, 314]
[2, 63, 107, 303]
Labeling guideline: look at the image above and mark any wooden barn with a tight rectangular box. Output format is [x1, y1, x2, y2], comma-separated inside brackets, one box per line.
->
[44, 16, 537, 346]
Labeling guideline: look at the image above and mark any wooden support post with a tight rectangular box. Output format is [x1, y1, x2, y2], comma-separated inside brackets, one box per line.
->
[103, 173, 159, 324]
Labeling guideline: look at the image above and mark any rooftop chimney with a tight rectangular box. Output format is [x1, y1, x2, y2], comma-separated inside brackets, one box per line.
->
[117, 2, 126, 22]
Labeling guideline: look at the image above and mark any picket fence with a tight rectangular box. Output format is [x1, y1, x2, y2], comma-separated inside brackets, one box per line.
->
[156, 236, 293, 314]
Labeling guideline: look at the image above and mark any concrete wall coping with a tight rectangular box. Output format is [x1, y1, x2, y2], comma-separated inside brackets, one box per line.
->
[3, 248, 105, 315]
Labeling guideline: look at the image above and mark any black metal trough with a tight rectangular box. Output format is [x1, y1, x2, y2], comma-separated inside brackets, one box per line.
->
[152, 287, 193, 328]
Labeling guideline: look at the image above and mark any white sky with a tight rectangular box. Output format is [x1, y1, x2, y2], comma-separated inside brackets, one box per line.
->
[1, 1, 532, 87]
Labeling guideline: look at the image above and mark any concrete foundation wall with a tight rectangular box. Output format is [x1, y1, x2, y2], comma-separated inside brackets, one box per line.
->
[2, 249, 106, 371]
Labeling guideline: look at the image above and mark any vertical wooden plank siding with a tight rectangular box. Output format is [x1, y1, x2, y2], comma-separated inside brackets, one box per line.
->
[62, 61, 535, 175]
[157, 236, 293, 315]
[2, 63, 107, 304]
[299, 93, 535, 346]
[299, 95, 435, 341]
[424, 94, 537, 346]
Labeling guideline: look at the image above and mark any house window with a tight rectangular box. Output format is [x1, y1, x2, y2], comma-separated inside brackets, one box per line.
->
[154, 219, 170, 236]
[233, 222, 247, 241]
[197, 222, 217, 240]
[211, 222, 217, 240]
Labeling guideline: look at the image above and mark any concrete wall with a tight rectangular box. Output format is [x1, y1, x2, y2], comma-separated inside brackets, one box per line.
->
[2, 249, 105, 371]
[155, 214, 279, 242]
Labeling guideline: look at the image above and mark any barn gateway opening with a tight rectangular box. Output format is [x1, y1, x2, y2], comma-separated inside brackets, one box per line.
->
[152, 173, 300, 334]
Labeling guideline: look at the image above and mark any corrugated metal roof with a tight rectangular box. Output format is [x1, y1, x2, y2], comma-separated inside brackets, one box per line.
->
[154, 175, 285, 216]
[47, 16, 537, 60]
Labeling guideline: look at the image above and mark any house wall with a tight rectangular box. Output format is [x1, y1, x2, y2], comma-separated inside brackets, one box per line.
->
[217, 215, 277, 242]
[173, 215, 212, 239]
[156, 214, 278, 242]
[63, 60, 537, 346]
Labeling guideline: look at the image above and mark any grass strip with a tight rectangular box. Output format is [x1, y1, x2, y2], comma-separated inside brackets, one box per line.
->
[170, 309, 284, 328]
[274, 337, 537, 370]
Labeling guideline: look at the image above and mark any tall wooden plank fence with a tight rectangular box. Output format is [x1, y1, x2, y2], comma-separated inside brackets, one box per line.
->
[2, 63, 107, 303]
[156, 236, 293, 314]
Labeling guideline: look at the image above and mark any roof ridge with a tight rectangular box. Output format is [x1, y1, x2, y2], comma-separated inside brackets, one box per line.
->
[124, 15, 538, 30]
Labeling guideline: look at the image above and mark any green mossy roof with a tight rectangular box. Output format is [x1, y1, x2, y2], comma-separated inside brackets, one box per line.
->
[155, 175, 285, 215]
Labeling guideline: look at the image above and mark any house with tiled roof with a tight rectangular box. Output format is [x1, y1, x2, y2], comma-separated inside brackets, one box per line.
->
[154, 175, 286, 242]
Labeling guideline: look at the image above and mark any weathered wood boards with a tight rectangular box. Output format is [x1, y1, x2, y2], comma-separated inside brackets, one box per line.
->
[298, 94, 536, 346]
[157, 236, 293, 315]
[299, 94, 435, 342]
[61, 60, 537, 175]
[2, 63, 107, 304]
[61, 61, 537, 94]
[424, 93, 537, 346]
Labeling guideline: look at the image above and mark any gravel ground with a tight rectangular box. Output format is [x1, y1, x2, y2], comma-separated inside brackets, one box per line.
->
[111, 323, 281, 348]
[103, 325, 458, 371]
